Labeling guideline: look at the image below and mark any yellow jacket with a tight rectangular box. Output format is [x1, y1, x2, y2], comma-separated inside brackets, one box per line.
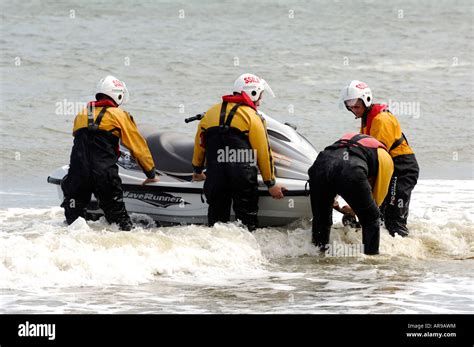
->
[192, 102, 276, 186]
[73, 106, 155, 176]
[373, 148, 394, 206]
[361, 106, 414, 158]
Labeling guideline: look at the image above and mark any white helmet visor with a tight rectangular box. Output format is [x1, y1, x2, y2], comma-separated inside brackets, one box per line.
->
[261, 79, 275, 98]
[120, 81, 129, 105]
[344, 98, 359, 107]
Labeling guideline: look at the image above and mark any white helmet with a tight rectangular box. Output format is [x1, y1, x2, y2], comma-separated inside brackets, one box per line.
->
[233, 73, 275, 102]
[95, 75, 129, 106]
[339, 80, 372, 109]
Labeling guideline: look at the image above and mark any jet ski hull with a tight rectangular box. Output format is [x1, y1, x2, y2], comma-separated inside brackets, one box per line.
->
[48, 113, 317, 227]
[47, 165, 312, 227]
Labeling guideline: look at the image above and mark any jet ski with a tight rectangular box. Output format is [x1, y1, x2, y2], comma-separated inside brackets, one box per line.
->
[47, 112, 317, 227]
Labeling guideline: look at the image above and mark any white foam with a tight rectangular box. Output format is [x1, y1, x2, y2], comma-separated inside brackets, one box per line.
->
[0, 211, 267, 288]
[0, 180, 473, 289]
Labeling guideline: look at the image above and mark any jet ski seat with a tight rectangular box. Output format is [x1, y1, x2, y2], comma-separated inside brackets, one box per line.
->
[144, 131, 195, 175]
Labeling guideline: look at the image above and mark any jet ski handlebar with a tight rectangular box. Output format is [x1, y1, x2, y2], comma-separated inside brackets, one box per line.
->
[185, 113, 205, 123]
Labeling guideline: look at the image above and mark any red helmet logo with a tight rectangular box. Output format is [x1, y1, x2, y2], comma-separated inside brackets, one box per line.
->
[244, 76, 260, 84]
[355, 82, 368, 89]
[112, 79, 124, 88]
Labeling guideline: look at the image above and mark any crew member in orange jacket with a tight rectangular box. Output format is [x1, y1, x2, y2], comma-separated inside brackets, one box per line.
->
[61, 76, 159, 230]
[340, 80, 419, 237]
[192, 73, 286, 231]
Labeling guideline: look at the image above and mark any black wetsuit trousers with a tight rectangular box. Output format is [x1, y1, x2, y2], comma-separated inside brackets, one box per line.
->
[204, 163, 259, 231]
[308, 149, 380, 255]
[381, 154, 419, 236]
[60, 132, 132, 230]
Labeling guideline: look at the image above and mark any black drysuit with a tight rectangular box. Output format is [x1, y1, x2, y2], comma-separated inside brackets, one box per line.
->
[202, 103, 260, 231]
[380, 154, 419, 237]
[308, 134, 393, 255]
[61, 107, 133, 230]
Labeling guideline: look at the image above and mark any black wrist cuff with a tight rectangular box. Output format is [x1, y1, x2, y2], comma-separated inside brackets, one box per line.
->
[145, 168, 156, 179]
[265, 179, 276, 188]
[193, 166, 203, 174]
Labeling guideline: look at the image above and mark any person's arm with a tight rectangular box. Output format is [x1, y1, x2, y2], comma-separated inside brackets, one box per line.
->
[115, 111, 156, 179]
[373, 148, 394, 206]
[248, 114, 276, 187]
[192, 117, 207, 174]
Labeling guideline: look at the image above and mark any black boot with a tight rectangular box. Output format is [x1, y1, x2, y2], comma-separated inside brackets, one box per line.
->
[312, 225, 331, 252]
[101, 198, 133, 231]
[245, 223, 258, 232]
[385, 214, 409, 237]
[388, 228, 409, 238]
[61, 198, 87, 225]
[383, 186, 411, 238]
[237, 211, 258, 232]
[118, 220, 133, 231]
[361, 219, 380, 255]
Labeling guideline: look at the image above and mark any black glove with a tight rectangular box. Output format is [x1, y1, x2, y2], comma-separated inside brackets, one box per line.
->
[342, 214, 361, 228]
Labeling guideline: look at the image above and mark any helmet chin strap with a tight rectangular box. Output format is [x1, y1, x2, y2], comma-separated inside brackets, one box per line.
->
[363, 104, 371, 117]
[361, 104, 372, 124]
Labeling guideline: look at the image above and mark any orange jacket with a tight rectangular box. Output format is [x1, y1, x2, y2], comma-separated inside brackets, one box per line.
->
[361, 104, 414, 158]
[193, 98, 276, 186]
[73, 105, 155, 177]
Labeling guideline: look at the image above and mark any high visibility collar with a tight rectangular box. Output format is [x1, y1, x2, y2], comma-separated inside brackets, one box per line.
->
[363, 104, 388, 134]
[87, 99, 118, 108]
[222, 91, 257, 110]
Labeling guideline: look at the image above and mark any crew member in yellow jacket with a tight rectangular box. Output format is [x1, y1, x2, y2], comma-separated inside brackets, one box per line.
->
[61, 76, 159, 230]
[340, 80, 419, 237]
[308, 133, 394, 255]
[192, 73, 286, 231]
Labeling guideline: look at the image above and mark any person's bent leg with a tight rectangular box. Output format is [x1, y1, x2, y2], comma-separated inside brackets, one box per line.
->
[384, 154, 419, 237]
[204, 165, 232, 227]
[360, 219, 380, 255]
[338, 166, 380, 255]
[60, 172, 92, 225]
[231, 165, 259, 231]
[308, 159, 336, 251]
[93, 166, 132, 231]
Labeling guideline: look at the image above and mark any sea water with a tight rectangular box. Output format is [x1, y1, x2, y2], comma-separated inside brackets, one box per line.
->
[0, 0, 473, 313]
